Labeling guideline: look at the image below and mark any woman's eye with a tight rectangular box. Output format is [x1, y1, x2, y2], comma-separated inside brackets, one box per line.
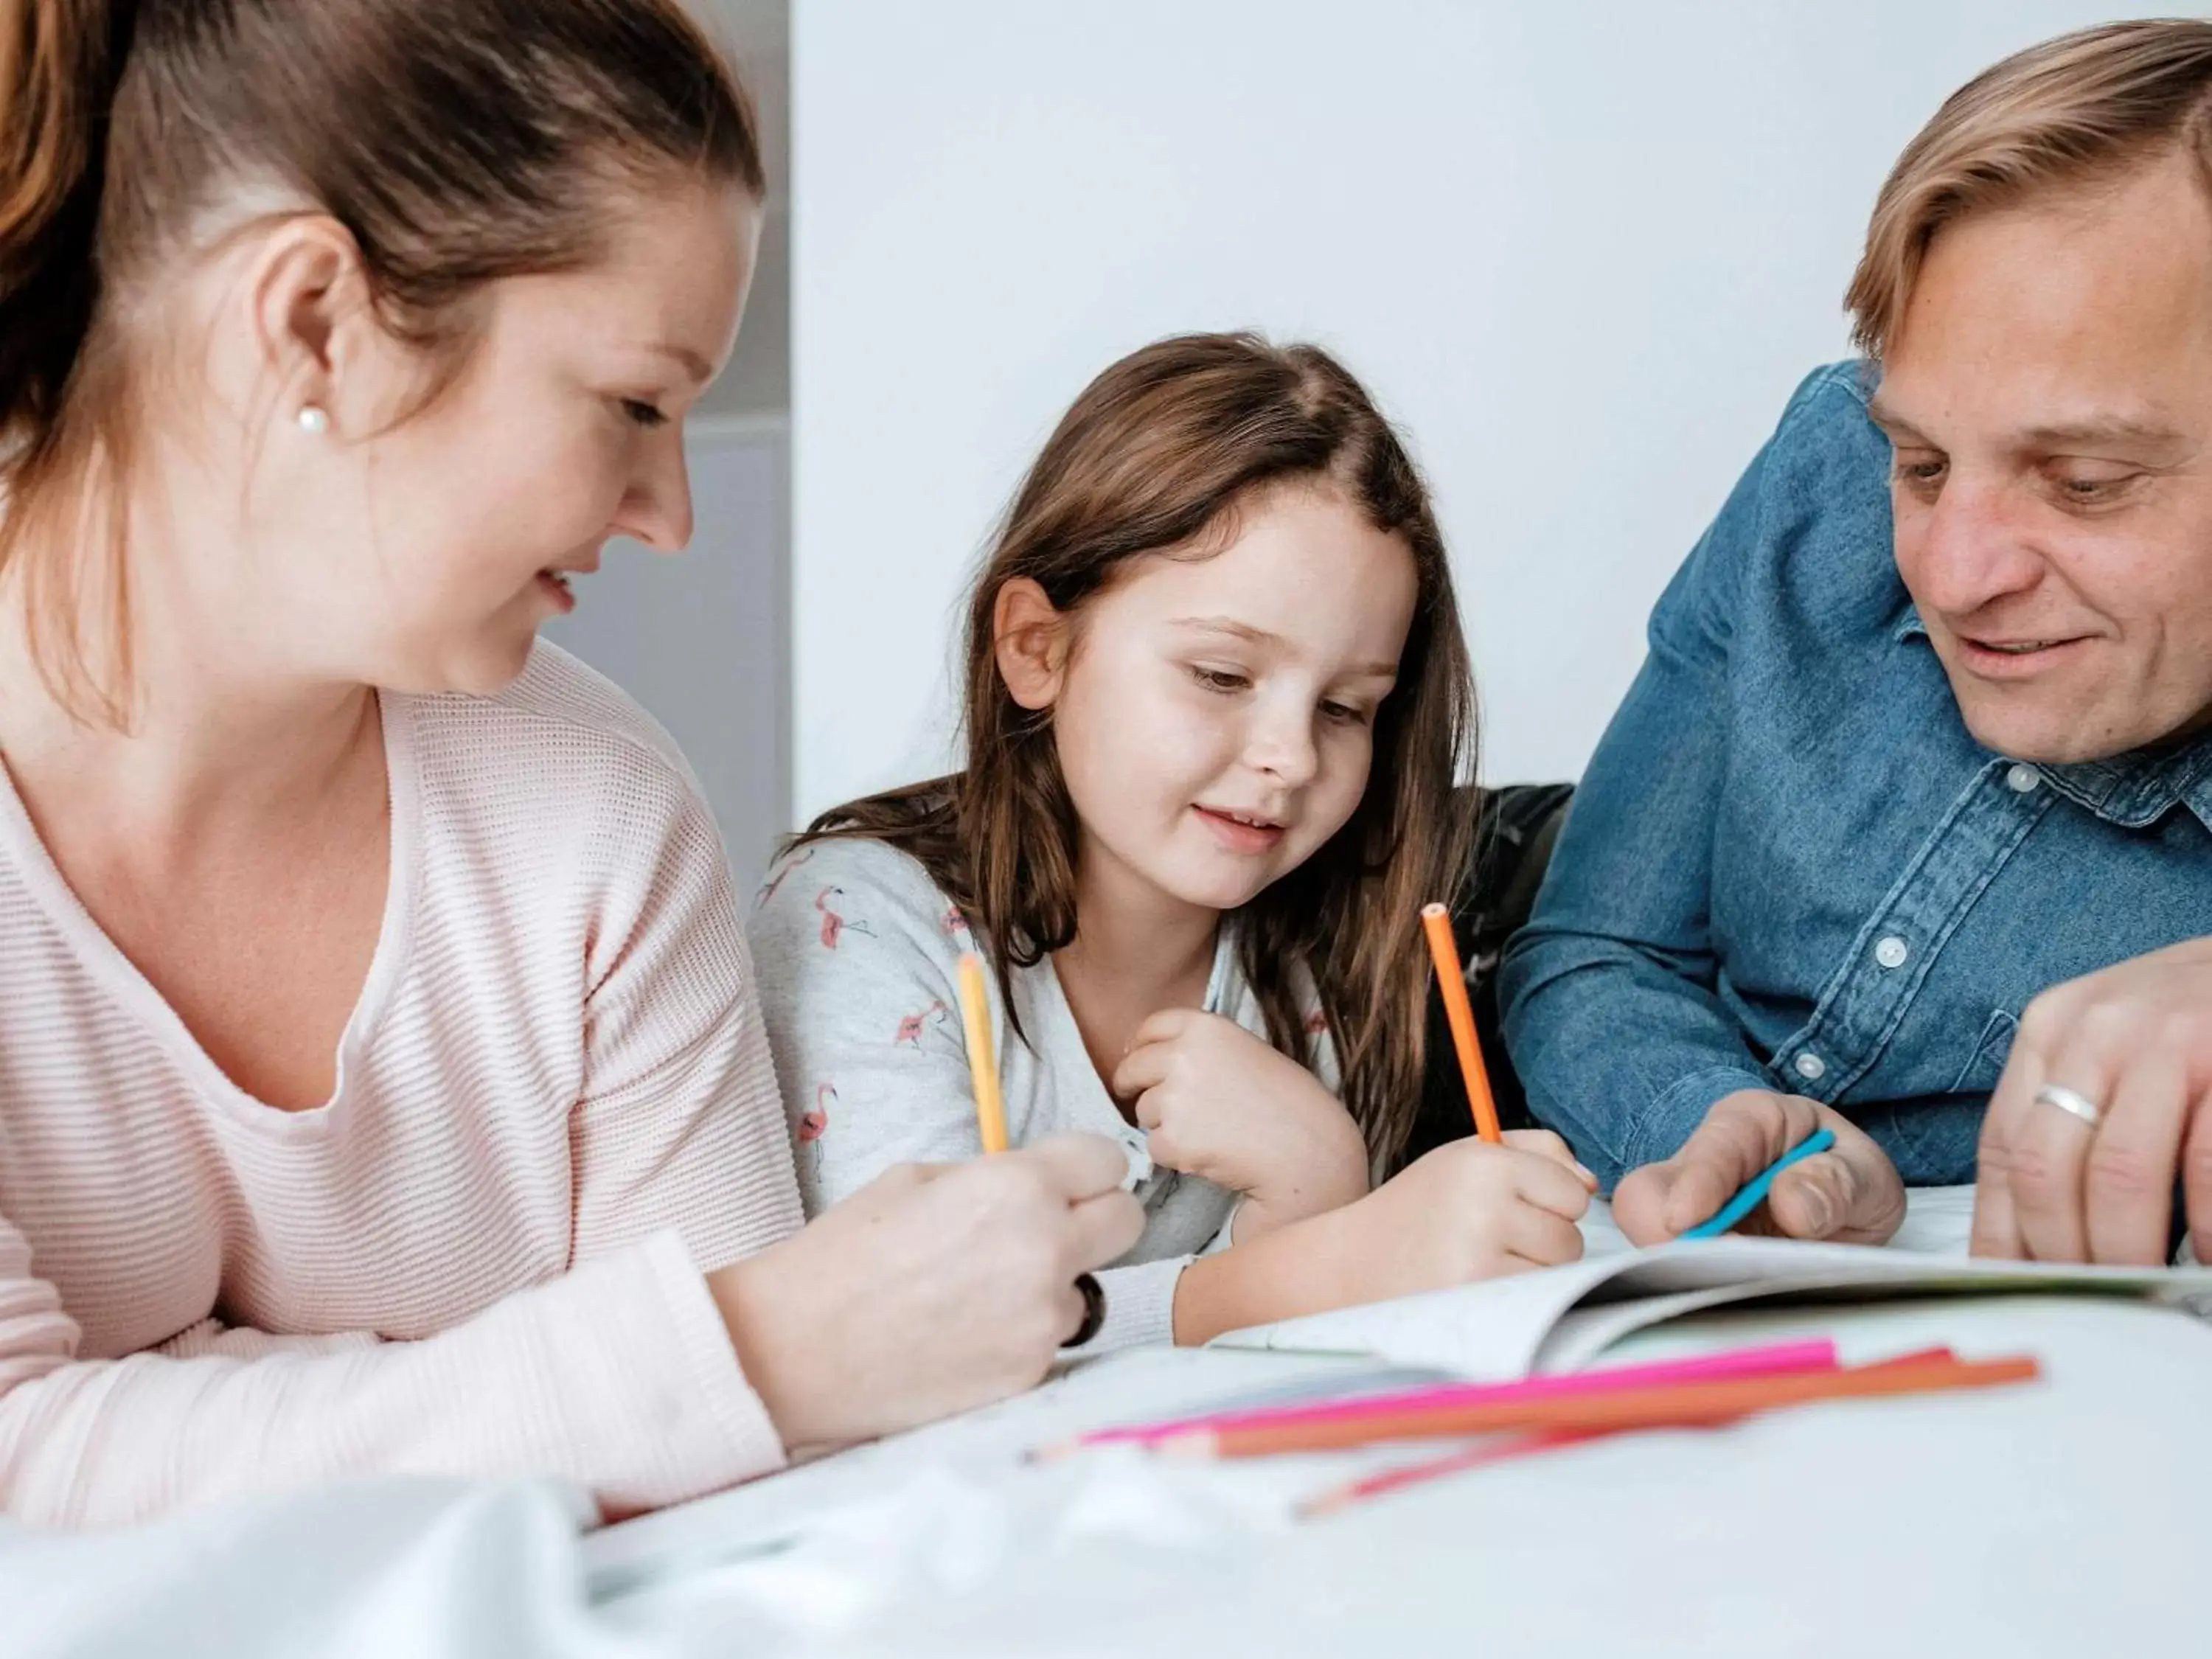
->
[1189, 666, 1249, 693]
[1321, 700, 1370, 726]
[622, 398, 669, 429]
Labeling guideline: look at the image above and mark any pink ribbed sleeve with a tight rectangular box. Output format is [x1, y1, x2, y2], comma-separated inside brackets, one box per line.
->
[0, 644, 805, 1528]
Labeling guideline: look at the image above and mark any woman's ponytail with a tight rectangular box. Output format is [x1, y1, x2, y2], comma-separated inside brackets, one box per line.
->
[0, 0, 131, 462]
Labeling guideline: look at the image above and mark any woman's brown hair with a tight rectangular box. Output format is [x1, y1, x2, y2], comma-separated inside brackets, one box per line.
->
[0, 0, 763, 722]
[794, 333, 1478, 1175]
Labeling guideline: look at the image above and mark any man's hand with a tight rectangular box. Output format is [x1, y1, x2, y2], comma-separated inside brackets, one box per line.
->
[1111, 1009, 1368, 1234]
[1972, 939, 2212, 1265]
[1614, 1089, 1906, 1245]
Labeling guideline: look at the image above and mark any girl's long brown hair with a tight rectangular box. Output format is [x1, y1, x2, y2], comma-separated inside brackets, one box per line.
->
[793, 333, 1476, 1174]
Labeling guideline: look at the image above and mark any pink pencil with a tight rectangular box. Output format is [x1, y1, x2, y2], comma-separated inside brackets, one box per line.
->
[1046, 1338, 1838, 1458]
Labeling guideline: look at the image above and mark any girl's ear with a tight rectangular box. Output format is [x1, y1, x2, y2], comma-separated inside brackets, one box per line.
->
[992, 577, 1070, 712]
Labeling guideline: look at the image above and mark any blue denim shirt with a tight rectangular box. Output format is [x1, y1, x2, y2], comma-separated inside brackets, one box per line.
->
[1498, 361, 2212, 1192]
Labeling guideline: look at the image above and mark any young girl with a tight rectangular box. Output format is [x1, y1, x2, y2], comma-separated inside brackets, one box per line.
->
[751, 334, 1593, 1350]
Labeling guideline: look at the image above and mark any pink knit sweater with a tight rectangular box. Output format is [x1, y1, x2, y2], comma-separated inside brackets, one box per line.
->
[0, 644, 804, 1528]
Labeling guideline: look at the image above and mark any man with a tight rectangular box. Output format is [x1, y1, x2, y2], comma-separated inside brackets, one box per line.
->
[1499, 20, 2212, 1265]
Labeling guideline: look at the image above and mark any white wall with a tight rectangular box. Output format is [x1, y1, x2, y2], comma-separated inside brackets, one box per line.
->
[791, 0, 2130, 817]
[547, 422, 790, 886]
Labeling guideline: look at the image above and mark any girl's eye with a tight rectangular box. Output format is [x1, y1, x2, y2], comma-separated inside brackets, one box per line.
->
[1321, 700, 1370, 726]
[1189, 666, 1249, 693]
[622, 398, 669, 429]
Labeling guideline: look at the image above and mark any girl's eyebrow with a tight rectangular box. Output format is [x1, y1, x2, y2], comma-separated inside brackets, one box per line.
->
[1170, 614, 1279, 646]
[1170, 616, 1398, 679]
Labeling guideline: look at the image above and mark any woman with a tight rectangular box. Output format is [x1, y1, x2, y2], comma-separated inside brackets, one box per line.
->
[0, 0, 1139, 1528]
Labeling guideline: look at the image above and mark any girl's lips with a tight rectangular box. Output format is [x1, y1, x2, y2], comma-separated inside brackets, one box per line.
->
[1193, 804, 1286, 854]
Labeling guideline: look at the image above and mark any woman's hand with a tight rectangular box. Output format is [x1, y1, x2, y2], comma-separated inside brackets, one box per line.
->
[707, 1133, 1144, 1453]
[1613, 1090, 1905, 1246]
[1972, 939, 2212, 1265]
[1111, 1009, 1369, 1233]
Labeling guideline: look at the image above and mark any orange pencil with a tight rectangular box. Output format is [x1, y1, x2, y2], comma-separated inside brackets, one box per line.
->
[1292, 1349, 1958, 1517]
[956, 953, 1009, 1154]
[1422, 902, 1502, 1142]
[1164, 1350, 2039, 1460]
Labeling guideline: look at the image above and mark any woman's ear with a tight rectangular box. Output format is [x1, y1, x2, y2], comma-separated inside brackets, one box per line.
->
[241, 215, 392, 434]
[992, 577, 1070, 712]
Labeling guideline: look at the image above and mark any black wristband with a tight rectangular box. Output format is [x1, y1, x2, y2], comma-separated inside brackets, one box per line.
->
[1065, 1272, 1107, 1348]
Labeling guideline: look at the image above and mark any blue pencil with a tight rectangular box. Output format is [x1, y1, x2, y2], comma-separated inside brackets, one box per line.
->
[1678, 1127, 1838, 1239]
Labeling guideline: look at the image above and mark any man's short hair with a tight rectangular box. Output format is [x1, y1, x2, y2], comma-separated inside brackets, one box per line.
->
[1847, 20, 2212, 359]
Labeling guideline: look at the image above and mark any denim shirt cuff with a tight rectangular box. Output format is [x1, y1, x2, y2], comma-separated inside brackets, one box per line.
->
[1622, 1065, 1777, 1175]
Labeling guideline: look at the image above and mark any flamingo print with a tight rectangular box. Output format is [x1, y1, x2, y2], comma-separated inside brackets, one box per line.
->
[942, 905, 970, 939]
[895, 999, 951, 1047]
[814, 886, 876, 950]
[799, 1083, 834, 1143]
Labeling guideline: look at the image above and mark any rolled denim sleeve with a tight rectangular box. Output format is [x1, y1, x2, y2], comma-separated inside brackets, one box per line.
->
[1498, 382, 1830, 1189]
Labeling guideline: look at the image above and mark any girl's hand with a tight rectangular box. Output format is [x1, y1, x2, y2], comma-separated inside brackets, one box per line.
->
[1613, 1091, 1905, 1246]
[1312, 1131, 1596, 1302]
[1169, 1130, 1596, 1344]
[707, 1134, 1144, 1453]
[1111, 1009, 1369, 1231]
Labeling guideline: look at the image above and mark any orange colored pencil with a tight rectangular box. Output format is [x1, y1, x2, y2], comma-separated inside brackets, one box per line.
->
[1163, 1351, 2039, 1460]
[1292, 1349, 1956, 1517]
[1422, 902, 1502, 1142]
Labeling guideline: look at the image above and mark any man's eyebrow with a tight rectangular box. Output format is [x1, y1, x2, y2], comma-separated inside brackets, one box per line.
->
[1866, 397, 2188, 455]
[1863, 396, 1930, 442]
[2013, 417, 2188, 452]
[1169, 615, 1398, 678]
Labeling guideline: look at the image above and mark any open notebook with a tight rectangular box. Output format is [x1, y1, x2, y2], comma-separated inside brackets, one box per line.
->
[1214, 1186, 2212, 1380]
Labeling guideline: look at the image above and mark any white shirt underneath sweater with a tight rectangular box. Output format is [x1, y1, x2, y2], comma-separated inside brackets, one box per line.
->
[746, 835, 1339, 1351]
[0, 643, 804, 1528]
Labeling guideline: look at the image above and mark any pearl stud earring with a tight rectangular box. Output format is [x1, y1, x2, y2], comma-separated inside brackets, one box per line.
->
[296, 406, 330, 435]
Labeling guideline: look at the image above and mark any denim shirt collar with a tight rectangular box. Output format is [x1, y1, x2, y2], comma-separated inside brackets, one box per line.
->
[1893, 604, 2212, 834]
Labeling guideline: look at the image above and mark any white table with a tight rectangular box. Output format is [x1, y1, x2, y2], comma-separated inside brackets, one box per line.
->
[587, 1290, 2212, 1658]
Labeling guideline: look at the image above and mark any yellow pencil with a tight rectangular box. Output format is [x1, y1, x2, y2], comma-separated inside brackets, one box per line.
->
[956, 953, 1009, 1154]
[1422, 902, 1503, 1143]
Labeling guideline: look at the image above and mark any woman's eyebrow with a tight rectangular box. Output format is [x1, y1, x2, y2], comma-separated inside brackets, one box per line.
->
[647, 342, 715, 384]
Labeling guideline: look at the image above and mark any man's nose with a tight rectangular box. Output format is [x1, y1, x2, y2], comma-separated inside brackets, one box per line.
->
[1909, 476, 2045, 617]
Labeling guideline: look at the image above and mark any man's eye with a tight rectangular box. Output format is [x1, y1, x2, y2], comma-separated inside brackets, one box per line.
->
[2057, 473, 2136, 502]
[622, 399, 669, 429]
[1894, 457, 1947, 490]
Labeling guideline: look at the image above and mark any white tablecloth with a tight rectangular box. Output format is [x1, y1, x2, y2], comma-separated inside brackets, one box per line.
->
[9, 1199, 2210, 1658]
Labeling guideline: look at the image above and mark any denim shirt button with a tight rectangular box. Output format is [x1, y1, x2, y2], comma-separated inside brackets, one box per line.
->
[1792, 1051, 1828, 1082]
[1874, 935, 1910, 970]
[2006, 763, 2041, 793]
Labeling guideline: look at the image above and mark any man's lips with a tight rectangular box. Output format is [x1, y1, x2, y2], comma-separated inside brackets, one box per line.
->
[1952, 632, 2091, 677]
